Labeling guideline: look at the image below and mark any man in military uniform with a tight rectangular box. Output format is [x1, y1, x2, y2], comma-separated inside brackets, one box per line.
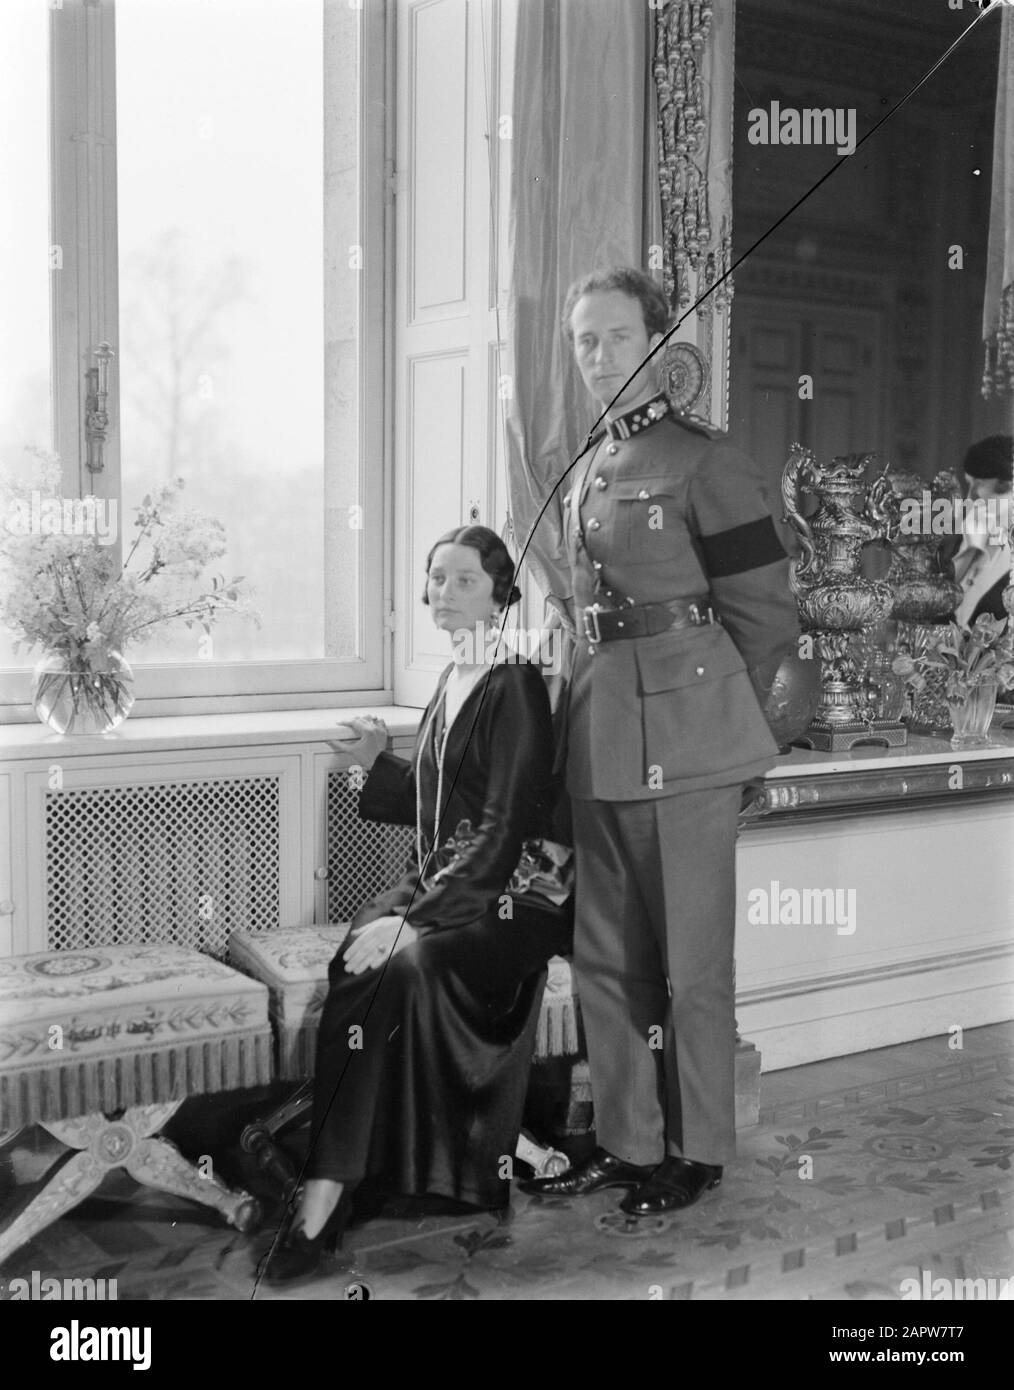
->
[520, 267, 798, 1215]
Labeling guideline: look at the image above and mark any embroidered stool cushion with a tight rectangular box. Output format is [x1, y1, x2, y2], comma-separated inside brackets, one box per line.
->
[0, 944, 273, 1130]
[228, 925, 583, 1080]
[228, 925, 353, 1079]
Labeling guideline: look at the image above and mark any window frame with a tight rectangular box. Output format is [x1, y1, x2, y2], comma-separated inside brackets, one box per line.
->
[0, 0, 392, 721]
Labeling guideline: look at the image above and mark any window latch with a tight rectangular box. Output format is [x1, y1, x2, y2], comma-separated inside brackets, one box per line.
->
[84, 341, 114, 474]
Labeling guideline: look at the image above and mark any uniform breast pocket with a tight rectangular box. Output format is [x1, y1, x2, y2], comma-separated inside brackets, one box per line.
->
[607, 476, 681, 559]
[635, 633, 771, 782]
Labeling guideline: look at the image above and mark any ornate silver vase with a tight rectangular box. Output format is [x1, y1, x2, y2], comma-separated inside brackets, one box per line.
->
[886, 469, 964, 625]
[781, 445, 905, 751]
[885, 468, 964, 736]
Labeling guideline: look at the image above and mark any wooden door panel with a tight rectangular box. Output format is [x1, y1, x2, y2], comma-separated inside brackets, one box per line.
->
[405, 352, 468, 672]
[407, 0, 469, 321]
[731, 297, 884, 488]
[749, 383, 800, 480]
[394, 0, 515, 704]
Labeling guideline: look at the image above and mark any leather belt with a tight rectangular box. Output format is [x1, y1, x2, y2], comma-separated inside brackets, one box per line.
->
[581, 596, 718, 646]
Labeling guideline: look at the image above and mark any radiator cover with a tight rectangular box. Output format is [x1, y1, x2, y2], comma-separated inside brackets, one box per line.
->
[45, 775, 282, 958]
[324, 769, 414, 924]
[40, 765, 417, 959]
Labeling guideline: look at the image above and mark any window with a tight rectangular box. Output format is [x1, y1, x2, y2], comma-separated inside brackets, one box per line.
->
[0, 0, 387, 716]
[0, 0, 51, 679]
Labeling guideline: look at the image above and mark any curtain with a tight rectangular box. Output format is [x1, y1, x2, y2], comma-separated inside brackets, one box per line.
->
[503, 0, 658, 615]
[654, 0, 736, 427]
[983, 8, 1014, 401]
[503, 0, 736, 615]
[980, 8, 1014, 617]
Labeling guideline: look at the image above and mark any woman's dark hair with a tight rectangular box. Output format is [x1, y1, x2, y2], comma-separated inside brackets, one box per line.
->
[963, 435, 1013, 485]
[422, 525, 521, 608]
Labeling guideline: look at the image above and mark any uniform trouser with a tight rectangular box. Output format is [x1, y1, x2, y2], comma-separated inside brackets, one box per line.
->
[571, 784, 741, 1169]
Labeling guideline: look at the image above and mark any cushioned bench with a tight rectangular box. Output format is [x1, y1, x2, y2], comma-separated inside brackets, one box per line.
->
[228, 925, 584, 1077]
[0, 943, 273, 1265]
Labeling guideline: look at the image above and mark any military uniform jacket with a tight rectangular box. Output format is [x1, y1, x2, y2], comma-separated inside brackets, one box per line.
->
[561, 393, 799, 801]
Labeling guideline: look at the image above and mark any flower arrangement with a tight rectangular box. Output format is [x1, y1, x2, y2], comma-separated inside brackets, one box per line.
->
[0, 451, 256, 731]
[891, 614, 1014, 703]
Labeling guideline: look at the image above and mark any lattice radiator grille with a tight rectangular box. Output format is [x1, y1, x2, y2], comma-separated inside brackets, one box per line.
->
[45, 777, 281, 958]
[325, 770, 414, 923]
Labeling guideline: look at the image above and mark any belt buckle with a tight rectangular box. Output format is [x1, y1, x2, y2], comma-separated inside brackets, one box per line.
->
[582, 604, 604, 645]
[686, 602, 715, 626]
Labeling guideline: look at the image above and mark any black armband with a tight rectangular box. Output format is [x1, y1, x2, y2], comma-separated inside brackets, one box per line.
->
[699, 516, 787, 578]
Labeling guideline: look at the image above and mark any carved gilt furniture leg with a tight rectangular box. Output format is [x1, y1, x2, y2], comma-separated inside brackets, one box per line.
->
[0, 1103, 262, 1265]
[0, 1113, 115, 1266]
[124, 1113, 263, 1234]
[0, 1150, 109, 1266]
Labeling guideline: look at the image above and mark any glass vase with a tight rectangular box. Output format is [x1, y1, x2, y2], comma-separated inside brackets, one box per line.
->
[949, 680, 998, 750]
[865, 648, 909, 721]
[31, 649, 135, 735]
[902, 623, 953, 735]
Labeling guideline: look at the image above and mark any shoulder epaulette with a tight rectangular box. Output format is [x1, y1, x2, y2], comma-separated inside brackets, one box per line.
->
[666, 409, 726, 441]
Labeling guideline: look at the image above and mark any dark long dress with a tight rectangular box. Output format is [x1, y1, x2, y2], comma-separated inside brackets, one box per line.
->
[306, 662, 573, 1209]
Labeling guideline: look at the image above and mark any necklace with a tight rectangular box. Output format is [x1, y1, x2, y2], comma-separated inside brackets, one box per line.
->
[413, 678, 458, 879]
[413, 667, 491, 879]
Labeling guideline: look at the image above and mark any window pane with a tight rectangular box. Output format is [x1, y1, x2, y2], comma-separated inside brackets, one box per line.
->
[0, 0, 51, 669]
[116, 0, 332, 664]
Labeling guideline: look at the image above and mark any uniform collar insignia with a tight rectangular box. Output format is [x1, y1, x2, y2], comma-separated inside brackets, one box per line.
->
[605, 392, 671, 441]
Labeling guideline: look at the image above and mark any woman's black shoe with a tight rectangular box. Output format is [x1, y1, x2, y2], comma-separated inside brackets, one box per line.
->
[258, 1188, 354, 1285]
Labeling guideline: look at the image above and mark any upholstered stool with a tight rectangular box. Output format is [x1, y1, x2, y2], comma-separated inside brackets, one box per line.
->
[228, 925, 581, 1191]
[0, 944, 273, 1265]
[229, 925, 352, 1081]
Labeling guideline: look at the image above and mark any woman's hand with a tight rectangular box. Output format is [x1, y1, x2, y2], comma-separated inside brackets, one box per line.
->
[344, 914, 418, 974]
[328, 715, 388, 768]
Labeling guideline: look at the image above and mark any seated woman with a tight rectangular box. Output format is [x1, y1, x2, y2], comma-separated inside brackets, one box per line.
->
[260, 525, 573, 1283]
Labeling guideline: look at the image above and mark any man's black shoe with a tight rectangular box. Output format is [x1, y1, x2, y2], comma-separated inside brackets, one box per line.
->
[619, 1156, 723, 1216]
[517, 1146, 655, 1196]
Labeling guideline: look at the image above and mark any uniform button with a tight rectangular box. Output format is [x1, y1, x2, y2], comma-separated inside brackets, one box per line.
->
[589, 518, 601, 530]
[638, 488, 650, 501]
[696, 666, 705, 676]
[595, 477, 607, 490]
[593, 561, 603, 570]
[606, 444, 619, 456]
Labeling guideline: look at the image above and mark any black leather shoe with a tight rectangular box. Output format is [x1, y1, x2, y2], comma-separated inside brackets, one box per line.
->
[619, 1156, 723, 1216]
[517, 1146, 655, 1197]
